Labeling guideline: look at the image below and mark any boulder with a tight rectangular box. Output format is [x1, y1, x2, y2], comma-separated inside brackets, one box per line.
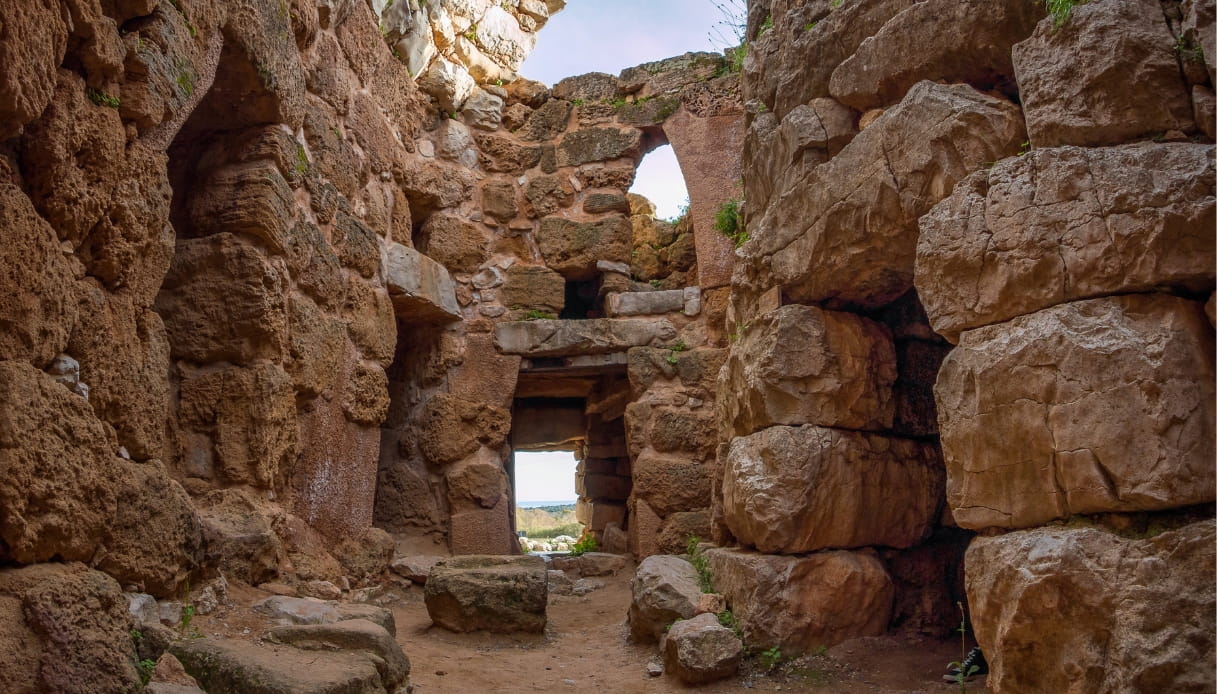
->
[0, 182, 78, 368]
[829, 0, 1042, 111]
[155, 233, 288, 365]
[172, 636, 394, 694]
[628, 555, 702, 643]
[537, 215, 632, 279]
[723, 425, 943, 553]
[631, 450, 712, 517]
[936, 294, 1216, 530]
[0, 562, 140, 694]
[967, 521, 1216, 694]
[265, 619, 410, 691]
[423, 556, 547, 633]
[196, 489, 285, 586]
[760, 81, 1025, 309]
[706, 547, 893, 652]
[662, 612, 744, 684]
[718, 304, 897, 438]
[0, 1, 67, 139]
[383, 242, 462, 323]
[494, 317, 676, 357]
[253, 596, 396, 635]
[0, 361, 121, 564]
[1012, 0, 1194, 147]
[389, 555, 445, 584]
[917, 143, 1216, 340]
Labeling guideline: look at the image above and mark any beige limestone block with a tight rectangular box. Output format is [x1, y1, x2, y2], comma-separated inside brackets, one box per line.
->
[706, 547, 893, 653]
[967, 521, 1216, 694]
[718, 304, 896, 437]
[723, 425, 943, 553]
[917, 143, 1216, 341]
[936, 294, 1216, 530]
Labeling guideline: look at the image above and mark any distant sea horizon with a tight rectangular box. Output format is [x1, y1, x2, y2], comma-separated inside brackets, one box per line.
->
[517, 500, 577, 508]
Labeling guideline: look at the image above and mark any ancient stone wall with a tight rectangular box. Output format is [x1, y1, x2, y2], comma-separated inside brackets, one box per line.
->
[717, 0, 1215, 689]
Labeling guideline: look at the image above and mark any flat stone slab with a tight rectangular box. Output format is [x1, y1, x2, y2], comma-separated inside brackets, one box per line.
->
[384, 242, 461, 322]
[424, 555, 548, 633]
[494, 317, 676, 357]
[605, 288, 701, 317]
[172, 637, 389, 694]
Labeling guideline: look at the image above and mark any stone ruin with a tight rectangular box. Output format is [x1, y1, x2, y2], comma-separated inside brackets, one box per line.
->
[0, 0, 1212, 691]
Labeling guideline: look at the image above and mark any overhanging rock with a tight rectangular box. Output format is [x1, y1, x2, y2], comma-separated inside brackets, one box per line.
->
[493, 318, 676, 357]
[384, 243, 461, 323]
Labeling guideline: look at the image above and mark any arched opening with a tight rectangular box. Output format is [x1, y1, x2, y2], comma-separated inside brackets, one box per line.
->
[629, 144, 689, 222]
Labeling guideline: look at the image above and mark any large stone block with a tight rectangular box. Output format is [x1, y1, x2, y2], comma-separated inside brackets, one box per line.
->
[415, 393, 510, 466]
[417, 213, 489, 274]
[156, 233, 288, 365]
[557, 127, 641, 167]
[494, 317, 676, 357]
[197, 489, 285, 587]
[917, 143, 1216, 341]
[0, 1, 66, 139]
[1012, 0, 1194, 147]
[177, 363, 299, 489]
[706, 548, 894, 652]
[0, 563, 140, 694]
[718, 304, 896, 437]
[0, 182, 78, 368]
[536, 215, 632, 279]
[383, 242, 462, 323]
[628, 555, 702, 643]
[723, 425, 943, 553]
[967, 521, 1216, 694]
[188, 162, 295, 254]
[290, 396, 381, 540]
[936, 294, 1216, 530]
[500, 264, 566, 314]
[829, 0, 1042, 111]
[761, 82, 1025, 308]
[424, 556, 547, 633]
[632, 450, 711, 517]
[0, 362, 121, 564]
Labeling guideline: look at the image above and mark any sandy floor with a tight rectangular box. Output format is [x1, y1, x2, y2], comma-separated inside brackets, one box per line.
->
[194, 560, 988, 694]
[389, 562, 989, 694]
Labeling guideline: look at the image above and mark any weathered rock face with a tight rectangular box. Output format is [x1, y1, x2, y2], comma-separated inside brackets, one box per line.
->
[628, 555, 702, 643]
[723, 425, 943, 553]
[718, 304, 897, 437]
[662, 612, 744, 684]
[0, 563, 140, 694]
[756, 81, 1025, 309]
[917, 143, 1217, 340]
[967, 521, 1216, 693]
[936, 294, 1216, 530]
[1013, 0, 1195, 147]
[423, 555, 547, 633]
[706, 548, 894, 653]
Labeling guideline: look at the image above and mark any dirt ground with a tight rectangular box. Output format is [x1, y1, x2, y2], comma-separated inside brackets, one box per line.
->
[195, 562, 989, 694]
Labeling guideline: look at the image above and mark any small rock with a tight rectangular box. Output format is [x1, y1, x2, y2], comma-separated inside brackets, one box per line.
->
[150, 653, 199, 687]
[159, 601, 184, 627]
[127, 593, 159, 627]
[257, 582, 298, 597]
[389, 555, 445, 583]
[695, 593, 727, 616]
[349, 585, 384, 603]
[663, 612, 744, 684]
[300, 580, 342, 600]
[646, 660, 664, 677]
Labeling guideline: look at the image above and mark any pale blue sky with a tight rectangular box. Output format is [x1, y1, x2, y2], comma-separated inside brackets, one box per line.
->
[515, 450, 578, 502]
[520, 0, 729, 218]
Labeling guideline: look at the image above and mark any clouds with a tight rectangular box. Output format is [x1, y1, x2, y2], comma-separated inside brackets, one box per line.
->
[520, 0, 723, 86]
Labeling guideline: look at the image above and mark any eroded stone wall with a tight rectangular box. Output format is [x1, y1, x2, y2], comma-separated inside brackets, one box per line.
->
[717, 0, 1214, 689]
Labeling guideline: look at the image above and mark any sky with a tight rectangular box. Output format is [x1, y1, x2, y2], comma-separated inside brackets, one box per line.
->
[519, 0, 734, 219]
[515, 450, 579, 503]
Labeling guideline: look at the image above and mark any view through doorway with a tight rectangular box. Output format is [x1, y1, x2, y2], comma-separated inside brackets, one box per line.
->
[514, 450, 580, 551]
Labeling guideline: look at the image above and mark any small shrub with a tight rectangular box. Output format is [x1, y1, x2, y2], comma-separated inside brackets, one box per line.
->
[1044, 0, 1080, 28]
[687, 536, 714, 593]
[757, 14, 774, 38]
[568, 533, 598, 557]
[1176, 35, 1206, 63]
[714, 198, 747, 247]
[759, 646, 782, 671]
[523, 309, 556, 320]
[136, 658, 156, 686]
[665, 339, 687, 365]
[86, 88, 121, 108]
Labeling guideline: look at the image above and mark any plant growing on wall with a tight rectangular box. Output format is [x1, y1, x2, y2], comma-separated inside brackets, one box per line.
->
[714, 197, 747, 247]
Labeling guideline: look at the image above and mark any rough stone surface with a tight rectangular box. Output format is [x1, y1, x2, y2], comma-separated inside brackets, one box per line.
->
[384, 242, 462, 322]
[723, 425, 943, 553]
[628, 555, 702, 644]
[1012, 0, 1194, 147]
[0, 562, 140, 694]
[537, 215, 632, 279]
[173, 636, 395, 694]
[936, 294, 1216, 530]
[760, 81, 1025, 308]
[917, 143, 1216, 340]
[718, 304, 897, 437]
[662, 612, 744, 684]
[706, 548, 894, 653]
[266, 619, 410, 691]
[967, 521, 1216, 694]
[424, 556, 547, 633]
[494, 317, 676, 357]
